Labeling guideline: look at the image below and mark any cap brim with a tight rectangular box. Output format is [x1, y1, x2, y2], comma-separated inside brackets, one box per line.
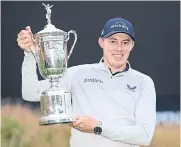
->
[102, 31, 135, 41]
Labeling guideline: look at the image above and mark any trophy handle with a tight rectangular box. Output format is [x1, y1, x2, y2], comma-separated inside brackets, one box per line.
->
[28, 33, 47, 79]
[66, 30, 77, 60]
[29, 34, 40, 65]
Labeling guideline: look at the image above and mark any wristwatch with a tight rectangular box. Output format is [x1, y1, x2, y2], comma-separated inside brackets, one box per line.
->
[94, 121, 102, 135]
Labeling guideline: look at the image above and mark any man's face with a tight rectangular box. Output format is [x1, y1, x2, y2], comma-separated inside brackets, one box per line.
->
[98, 33, 134, 69]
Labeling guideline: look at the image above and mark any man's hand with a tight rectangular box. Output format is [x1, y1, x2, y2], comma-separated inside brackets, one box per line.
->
[70, 116, 99, 133]
[17, 26, 35, 52]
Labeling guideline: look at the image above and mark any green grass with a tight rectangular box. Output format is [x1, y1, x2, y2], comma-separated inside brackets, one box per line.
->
[2, 105, 71, 147]
[1, 104, 180, 147]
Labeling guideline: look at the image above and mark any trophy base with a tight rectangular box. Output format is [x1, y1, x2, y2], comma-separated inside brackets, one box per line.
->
[39, 114, 74, 126]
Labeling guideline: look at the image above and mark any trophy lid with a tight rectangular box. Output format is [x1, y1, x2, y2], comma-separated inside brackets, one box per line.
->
[37, 23, 65, 34]
[37, 3, 66, 34]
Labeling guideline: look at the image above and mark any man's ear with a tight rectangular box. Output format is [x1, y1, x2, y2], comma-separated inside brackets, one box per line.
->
[98, 37, 104, 48]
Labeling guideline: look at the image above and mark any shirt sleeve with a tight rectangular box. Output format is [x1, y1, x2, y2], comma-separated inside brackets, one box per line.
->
[101, 76, 156, 146]
[21, 51, 50, 101]
[21, 51, 81, 102]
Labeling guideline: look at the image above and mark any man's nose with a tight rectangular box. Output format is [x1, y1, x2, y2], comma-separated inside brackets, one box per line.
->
[117, 43, 123, 51]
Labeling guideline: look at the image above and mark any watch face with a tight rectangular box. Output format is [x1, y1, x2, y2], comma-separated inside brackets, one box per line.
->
[94, 126, 102, 135]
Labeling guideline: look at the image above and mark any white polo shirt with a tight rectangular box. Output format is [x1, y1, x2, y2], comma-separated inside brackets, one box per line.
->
[22, 52, 156, 147]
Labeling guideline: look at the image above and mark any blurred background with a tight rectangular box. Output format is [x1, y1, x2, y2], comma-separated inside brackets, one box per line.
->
[1, 1, 180, 147]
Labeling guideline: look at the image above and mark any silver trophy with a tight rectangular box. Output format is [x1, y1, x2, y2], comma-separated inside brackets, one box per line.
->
[30, 3, 77, 125]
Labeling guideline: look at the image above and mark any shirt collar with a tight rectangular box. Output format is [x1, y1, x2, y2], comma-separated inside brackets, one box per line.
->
[98, 57, 131, 77]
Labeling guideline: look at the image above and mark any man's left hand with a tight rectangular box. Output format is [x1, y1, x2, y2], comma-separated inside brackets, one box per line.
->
[70, 116, 99, 133]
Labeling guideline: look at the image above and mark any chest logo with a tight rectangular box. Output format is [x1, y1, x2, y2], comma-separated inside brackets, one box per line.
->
[84, 78, 103, 84]
[127, 84, 137, 92]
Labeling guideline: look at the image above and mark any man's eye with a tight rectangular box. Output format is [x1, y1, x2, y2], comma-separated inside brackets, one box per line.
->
[123, 41, 129, 45]
[110, 41, 116, 43]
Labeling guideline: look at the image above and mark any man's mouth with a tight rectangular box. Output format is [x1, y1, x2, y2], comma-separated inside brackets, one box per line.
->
[112, 54, 123, 58]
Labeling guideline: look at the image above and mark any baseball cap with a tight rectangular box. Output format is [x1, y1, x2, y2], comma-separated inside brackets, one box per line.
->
[101, 17, 135, 41]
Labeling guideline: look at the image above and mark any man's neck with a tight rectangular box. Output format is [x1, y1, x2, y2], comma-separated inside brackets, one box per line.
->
[104, 60, 127, 74]
[109, 64, 127, 74]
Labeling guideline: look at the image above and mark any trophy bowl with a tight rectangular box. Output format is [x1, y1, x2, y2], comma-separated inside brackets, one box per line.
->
[30, 3, 77, 125]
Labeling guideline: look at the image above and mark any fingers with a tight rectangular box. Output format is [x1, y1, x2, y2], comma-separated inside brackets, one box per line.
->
[72, 122, 83, 131]
[70, 117, 82, 130]
[72, 119, 82, 127]
[18, 29, 30, 38]
[69, 116, 85, 128]
[17, 37, 33, 51]
[25, 26, 32, 32]
[17, 35, 31, 43]
[17, 26, 34, 51]
[25, 26, 33, 37]
[68, 123, 73, 127]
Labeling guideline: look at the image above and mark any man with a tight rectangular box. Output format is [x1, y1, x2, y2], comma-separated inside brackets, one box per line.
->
[17, 17, 156, 147]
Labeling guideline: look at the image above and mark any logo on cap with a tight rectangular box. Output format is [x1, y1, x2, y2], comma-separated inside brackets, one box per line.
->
[111, 21, 128, 30]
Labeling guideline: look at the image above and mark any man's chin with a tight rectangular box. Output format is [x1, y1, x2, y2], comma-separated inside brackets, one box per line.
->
[112, 61, 127, 69]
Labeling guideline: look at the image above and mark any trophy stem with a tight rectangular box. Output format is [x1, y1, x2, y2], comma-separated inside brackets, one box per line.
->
[49, 77, 59, 89]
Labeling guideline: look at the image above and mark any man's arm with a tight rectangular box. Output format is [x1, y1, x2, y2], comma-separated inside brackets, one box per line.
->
[21, 51, 50, 101]
[21, 51, 82, 102]
[72, 76, 156, 146]
[101, 76, 156, 146]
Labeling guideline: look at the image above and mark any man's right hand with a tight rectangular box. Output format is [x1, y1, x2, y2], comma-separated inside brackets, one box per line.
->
[17, 26, 35, 52]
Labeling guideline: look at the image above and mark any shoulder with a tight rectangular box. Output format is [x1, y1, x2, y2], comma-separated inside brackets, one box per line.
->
[67, 63, 99, 71]
[66, 63, 99, 77]
[129, 68, 155, 86]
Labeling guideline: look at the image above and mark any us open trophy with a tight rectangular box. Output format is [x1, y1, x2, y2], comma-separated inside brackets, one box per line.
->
[30, 3, 77, 125]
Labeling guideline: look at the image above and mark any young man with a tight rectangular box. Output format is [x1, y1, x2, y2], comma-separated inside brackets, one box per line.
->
[17, 17, 156, 147]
